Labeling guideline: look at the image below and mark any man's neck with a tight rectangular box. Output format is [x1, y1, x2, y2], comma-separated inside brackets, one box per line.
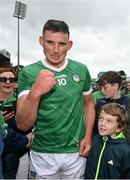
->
[45, 59, 65, 68]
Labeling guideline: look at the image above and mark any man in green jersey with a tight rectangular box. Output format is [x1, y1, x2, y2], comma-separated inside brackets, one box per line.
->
[16, 19, 95, 179]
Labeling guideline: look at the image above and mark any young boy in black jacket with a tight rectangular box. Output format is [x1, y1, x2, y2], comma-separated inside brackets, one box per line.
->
[85, 103, 130, 179]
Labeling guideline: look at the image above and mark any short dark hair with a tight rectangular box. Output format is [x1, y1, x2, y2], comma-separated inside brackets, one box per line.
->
[42, 19, 70, 36]
[98, 71, 122, 88]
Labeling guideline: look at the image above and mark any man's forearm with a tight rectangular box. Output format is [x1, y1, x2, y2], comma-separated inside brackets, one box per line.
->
[84, 95, 95, 139]
[16, 90, 40, 131]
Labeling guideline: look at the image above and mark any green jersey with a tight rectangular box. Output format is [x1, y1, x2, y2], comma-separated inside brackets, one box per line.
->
[18, 59, 91, 153]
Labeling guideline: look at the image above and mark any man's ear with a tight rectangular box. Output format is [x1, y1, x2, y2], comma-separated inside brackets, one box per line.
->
[67, 40, 73, 51]
[39, 36, 44, 47]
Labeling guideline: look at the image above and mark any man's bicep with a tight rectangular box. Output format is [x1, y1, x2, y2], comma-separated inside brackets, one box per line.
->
[84, 94, 94, 105]
[17, 95, 27, 109]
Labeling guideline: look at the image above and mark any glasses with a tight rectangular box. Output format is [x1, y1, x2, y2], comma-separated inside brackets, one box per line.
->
[0, 77, 17, 83]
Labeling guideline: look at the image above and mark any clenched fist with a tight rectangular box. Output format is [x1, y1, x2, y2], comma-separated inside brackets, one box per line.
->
[31, 70, 56, 97]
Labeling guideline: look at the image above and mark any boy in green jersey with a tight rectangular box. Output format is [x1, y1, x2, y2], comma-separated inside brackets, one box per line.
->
[16, 19, 95, 179]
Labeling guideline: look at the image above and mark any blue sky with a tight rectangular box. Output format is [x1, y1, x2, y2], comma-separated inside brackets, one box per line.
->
[0, 0, 130, 78]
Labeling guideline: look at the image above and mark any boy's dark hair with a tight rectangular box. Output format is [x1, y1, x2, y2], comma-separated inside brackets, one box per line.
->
[97, 71, 122, 89]
[42, 19, 70, 36]
[100, 103, 128, 134]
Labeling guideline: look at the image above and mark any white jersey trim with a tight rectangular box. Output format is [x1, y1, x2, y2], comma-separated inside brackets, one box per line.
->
[41, 58, 68, 72]
[83, 87, 92, 95]
[18, 90, 30, 98]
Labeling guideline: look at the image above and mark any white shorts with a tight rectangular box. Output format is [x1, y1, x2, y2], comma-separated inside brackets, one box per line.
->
[29, 151, 86, 179]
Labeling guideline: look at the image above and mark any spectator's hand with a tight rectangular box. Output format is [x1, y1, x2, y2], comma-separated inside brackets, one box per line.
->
[32, 70, 56, 97]
[3, 111, 15, 122]
[79, 136, 91, 157]
[26, 132, 33, 148]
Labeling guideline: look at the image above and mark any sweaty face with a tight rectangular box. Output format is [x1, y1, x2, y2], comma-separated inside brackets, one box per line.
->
[0, 71, 16, 94]
[39, 31, 73, 68]
[98, 110, 120, 138]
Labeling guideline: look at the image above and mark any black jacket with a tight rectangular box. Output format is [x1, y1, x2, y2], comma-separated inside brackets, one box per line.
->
[85, 134, 130, 179]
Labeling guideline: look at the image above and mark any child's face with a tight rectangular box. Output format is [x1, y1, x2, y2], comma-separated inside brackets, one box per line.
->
[98, 110, 120, 138]
[101, 83, 119, 99]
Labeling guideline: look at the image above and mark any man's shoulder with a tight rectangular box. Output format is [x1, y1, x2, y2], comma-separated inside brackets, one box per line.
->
[68, 58, 87, 67]
[68, 58, 89, 73]
[22, 60, 42, 70]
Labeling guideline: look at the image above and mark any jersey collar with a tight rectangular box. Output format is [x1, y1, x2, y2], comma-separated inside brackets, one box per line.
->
[41, 58, 68, 72]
